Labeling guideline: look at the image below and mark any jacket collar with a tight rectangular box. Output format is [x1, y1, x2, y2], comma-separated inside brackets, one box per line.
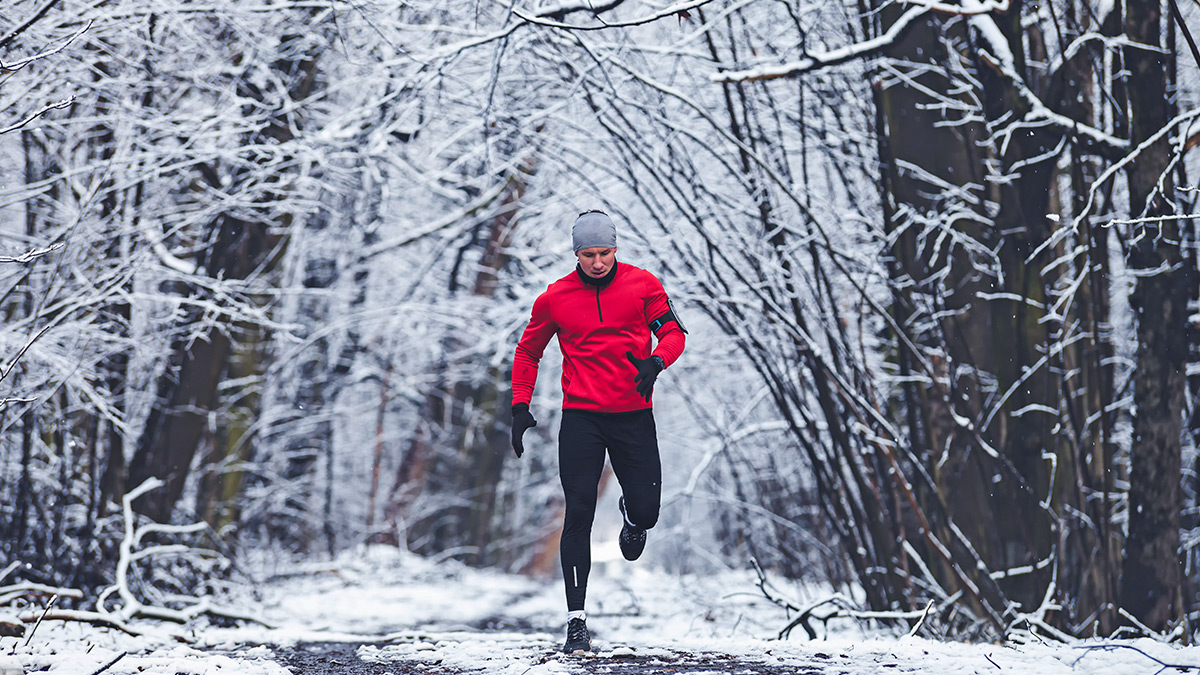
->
[576, 261, 618, 288]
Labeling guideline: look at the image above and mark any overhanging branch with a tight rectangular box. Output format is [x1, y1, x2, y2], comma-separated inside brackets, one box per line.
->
[711, 0, 1011, 83]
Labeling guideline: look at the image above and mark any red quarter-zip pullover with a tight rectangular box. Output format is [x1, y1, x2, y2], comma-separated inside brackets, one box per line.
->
[512, 262, 686, 412]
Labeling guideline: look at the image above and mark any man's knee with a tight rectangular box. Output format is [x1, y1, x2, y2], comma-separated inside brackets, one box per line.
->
[562, 497, 598, 534]
[624, 495, 659, 529]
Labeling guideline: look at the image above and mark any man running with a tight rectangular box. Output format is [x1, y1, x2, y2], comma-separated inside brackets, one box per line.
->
[509, 210, 687, 654]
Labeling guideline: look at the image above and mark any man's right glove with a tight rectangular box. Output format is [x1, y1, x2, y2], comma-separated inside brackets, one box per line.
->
[511, 403, 537, 458]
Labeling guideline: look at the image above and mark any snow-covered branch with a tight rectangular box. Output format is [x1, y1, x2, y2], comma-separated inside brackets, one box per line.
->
[711, 1, 1010, 83]
[751, 559, 932, 639]
[530, 0, 625, 22]
[970, 16, 1128, 158]
[0, 19, 92, 72]
[96, 478, 268, 628]
[513, 0, 716, 30]
[712, 6, 931, 82]
[1033, 105, 1200, 275]
[0, 242, 64, 264]
[357, 181, 510, 262]
[0, 97, 75, 135]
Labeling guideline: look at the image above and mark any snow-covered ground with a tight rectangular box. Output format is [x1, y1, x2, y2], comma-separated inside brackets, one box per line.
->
[7, 545, 1200, 674]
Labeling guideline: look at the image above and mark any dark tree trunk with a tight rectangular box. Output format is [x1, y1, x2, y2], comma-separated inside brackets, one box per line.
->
[387, 163, 530, 566]
[127, 31, 321, 523]
[872, 2, 1051, 619]
[1119, 0, 1186, 633]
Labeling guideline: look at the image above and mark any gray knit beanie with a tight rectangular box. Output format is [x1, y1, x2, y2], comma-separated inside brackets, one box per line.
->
[572, 211, 617, 252]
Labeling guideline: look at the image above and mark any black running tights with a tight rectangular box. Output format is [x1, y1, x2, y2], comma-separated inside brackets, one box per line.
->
[558, 408, 662, 612]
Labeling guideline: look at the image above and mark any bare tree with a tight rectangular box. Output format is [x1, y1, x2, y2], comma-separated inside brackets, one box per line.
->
[1119, 0, 1191, 633]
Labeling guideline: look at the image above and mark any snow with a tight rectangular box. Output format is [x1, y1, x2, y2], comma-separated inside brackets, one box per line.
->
[7, 545, 1200, 674]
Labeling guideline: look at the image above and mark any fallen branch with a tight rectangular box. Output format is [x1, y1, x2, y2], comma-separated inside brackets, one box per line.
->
[96, 477, 273, 629]
[15, 609, 144, 638]
[88, 651, 126, 675]
[1072, 643, 1200, 675]
[0, 582, 85, 606]
[778, 595, 931, 640]
[750, 558, 930, 639]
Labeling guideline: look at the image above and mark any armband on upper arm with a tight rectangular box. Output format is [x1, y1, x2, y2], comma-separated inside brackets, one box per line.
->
[650, 298, 688, 335]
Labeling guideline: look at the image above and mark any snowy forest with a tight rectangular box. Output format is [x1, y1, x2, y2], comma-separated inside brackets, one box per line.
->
[2, 0, 1200, 648]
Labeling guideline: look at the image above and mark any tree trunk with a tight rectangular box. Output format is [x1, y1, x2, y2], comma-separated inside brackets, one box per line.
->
[127, 31, 322, 523]
[387, 161, 531, 565]
[873, 2, 1050, 618]
[1120, 0, 1186, 634]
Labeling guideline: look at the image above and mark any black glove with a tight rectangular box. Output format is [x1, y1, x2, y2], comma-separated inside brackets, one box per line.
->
[511, 403, 537, 458]
[626, 351, 664, 402]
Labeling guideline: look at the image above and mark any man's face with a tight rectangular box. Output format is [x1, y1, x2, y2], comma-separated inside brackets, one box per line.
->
[576, 246, 617, 278]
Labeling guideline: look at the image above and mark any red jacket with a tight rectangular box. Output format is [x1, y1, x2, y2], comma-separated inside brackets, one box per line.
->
[512, 262, 686, 412]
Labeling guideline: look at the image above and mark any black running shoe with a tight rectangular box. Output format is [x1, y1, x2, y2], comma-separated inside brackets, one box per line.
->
[563, 617, 591, 654]
[618, 497, 647, 561]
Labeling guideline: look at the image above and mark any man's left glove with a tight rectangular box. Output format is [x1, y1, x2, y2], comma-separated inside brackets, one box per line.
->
[511, 403, 537, 458]
[626, 351, 665, 402]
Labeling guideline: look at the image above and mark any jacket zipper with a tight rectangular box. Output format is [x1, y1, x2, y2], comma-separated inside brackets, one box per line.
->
[595, 287, 603, 322]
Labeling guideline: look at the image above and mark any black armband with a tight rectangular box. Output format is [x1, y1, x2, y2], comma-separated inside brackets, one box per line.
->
[650, 298, 688, 335]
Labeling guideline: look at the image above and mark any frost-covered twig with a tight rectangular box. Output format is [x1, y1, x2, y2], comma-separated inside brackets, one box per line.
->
[0, 242, 63, 263]
[0, 97, 74, 135]
[0, 19, 92, 72]
[0, 563, 18, 586]
[0, 324, 53, 386]
[358, 181, 509, 262]
[22, 594, 57, 646]
[907, 601, 935, 637]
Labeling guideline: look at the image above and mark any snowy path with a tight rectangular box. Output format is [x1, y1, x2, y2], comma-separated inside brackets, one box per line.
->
[12, 547, 1200, 674]
[260, 631, 1199, 675]
[272, 636, 924, 675]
